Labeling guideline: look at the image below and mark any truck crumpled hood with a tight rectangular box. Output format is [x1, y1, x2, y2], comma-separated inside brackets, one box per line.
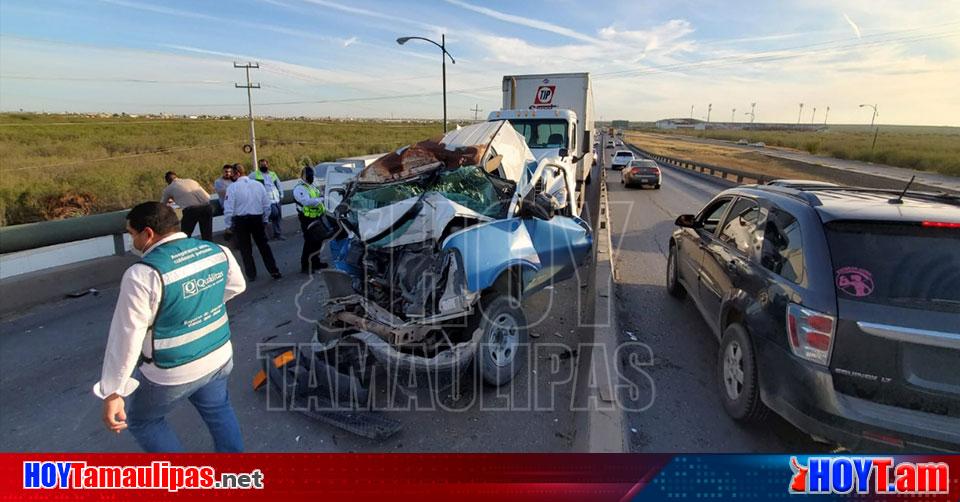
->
[347, 121, 537, 247]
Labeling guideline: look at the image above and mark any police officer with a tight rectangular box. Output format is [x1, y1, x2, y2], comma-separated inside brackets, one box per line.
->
[293, 166, 328, 274]
[94, 202, 246, 452]
[251, 158, 284, 240]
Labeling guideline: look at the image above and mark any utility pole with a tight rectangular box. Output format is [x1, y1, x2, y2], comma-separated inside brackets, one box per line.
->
[706, 103, 712, 123]
[811, 107, 817, 123]
[470, 104, 483, 121]
[731, 108, 736, 123]
[859, 103, 879, 152]
[234, 62, 260, 167]
[824, 106, 830, 125]
[749, 102, 756, 123]
[690, 104, 695, 119]
[797, 103, 804, 124]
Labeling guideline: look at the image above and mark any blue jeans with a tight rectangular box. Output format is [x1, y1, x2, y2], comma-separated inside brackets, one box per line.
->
[269, 203, 282, 237]
[126, 359, 243, 452]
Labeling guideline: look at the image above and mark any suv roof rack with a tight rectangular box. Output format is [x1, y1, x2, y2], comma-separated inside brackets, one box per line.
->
[755, 184, 960, 207]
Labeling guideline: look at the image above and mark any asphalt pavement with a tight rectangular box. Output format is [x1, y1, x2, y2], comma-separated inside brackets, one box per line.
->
[601, 138, 828, 452]
[0, 162, 601, 453]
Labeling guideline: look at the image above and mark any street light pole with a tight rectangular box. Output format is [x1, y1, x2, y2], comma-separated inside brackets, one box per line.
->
[798, 103, 804, 124]
[442, 34, 447, 132]
[397, 34, 456, 133]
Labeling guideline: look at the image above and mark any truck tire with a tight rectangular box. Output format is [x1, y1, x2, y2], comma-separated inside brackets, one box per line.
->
[717, 324, 768, 422]
[471, 292, 529, 387]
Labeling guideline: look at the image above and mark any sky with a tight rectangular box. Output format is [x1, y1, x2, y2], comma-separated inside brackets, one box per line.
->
[1, 0, 959, 125]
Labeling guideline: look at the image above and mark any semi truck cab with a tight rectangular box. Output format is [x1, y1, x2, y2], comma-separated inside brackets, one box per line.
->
[488, 108, 581, 214]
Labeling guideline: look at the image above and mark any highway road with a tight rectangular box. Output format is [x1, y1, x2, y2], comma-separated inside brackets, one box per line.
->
[602, 138, 827, 452]
[0, 160, 601, 453]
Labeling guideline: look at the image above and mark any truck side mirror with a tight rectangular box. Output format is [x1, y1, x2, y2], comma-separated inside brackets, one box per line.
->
[558, 147, 569, 159]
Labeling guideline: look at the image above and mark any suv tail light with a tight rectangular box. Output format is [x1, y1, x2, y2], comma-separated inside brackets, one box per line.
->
[786, 303, 836, 365]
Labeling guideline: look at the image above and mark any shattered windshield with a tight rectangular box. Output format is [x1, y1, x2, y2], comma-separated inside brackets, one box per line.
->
[349, 165, 510, 219]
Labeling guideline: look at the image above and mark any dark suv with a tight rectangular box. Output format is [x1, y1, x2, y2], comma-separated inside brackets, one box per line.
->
[666, 183, 960, 451]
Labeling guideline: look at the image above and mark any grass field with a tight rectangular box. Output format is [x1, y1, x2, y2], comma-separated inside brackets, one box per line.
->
[642, 124, 960, 177]
[0, 113, 442, 226]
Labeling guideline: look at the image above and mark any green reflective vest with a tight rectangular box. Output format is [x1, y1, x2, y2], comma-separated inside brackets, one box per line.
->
[296, 181, 325, 218]
[252, 170, 281, 202]
[140, 238, 231, 369]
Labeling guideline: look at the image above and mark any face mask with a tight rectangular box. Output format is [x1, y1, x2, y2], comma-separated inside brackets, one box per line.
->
[131, 244, 144, 257]
[259, 165, 268, 172]
[305, 174, 315, 184]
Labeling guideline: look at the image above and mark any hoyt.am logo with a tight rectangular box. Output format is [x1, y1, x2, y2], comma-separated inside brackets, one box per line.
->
[789, 456, 949, 495]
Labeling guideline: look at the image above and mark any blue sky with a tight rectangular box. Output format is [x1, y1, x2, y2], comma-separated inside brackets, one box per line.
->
[1, 0, 958, 125]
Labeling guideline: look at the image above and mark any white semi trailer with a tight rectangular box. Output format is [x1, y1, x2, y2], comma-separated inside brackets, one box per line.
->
[489, 73, 595, 211]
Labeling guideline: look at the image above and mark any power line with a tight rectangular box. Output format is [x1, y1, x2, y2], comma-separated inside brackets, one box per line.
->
[471, 104, 483, 121]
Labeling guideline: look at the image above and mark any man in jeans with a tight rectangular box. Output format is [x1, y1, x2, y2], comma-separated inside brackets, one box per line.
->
[95, 202, 246, 452]
[251, 158, 284, 240]
[160, 171, 214, 241]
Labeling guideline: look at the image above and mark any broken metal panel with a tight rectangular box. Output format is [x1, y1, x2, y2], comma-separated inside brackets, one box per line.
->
[441, 218, 542, 293]
[351, 165, 505, 247]
[442, 121, 535, 183]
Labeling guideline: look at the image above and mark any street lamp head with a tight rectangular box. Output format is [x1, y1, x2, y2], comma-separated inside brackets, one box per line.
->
[396, 37, 411, 45]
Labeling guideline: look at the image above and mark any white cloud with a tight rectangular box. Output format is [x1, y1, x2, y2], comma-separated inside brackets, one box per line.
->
[598, 19, 695, 56]
[343, 36, 358, 48]
[843, 13, 862, 39]
[444, 0, 599, 44]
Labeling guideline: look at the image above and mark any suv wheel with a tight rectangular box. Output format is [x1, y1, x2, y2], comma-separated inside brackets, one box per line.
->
[472, 293, 529, 387]
[666, 244, 686, 299]
[717, 324, 768, 422]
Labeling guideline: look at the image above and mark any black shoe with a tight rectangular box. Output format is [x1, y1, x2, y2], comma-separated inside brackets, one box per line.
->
[271, 272, 282, 279]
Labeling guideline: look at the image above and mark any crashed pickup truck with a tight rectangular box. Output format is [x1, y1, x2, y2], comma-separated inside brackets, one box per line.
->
[256, 121, 592, 437]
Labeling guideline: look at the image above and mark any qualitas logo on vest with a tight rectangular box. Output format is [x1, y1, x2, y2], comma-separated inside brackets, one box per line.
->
[181, 270, 226, 299]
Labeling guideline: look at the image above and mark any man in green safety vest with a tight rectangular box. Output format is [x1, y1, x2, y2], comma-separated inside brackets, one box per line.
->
[251, 158, 284, 240]
[293, 166, 329, 273]
[94, 202, 247, 452]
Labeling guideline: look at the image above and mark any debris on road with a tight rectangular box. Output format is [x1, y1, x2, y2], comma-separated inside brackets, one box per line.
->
[66, 288, 99, 298]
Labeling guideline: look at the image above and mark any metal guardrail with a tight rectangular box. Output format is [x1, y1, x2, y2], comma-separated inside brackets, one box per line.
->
[0, 189, 297, 255]
[629, 145, 772, 185]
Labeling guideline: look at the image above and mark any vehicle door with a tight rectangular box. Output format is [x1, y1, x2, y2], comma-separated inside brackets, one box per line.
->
[699, 197, 761, 331]
[676, 196, 734, 299]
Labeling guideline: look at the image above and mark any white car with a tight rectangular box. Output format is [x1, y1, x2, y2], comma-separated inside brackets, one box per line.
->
[610, 150, 634, 170]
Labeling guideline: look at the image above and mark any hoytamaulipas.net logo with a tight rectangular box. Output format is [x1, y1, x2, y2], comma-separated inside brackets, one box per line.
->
[789, 456, 949, 495]
[24, 461, 264, 492]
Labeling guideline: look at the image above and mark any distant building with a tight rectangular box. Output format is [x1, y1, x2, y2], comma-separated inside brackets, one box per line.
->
[611, 119, 630, 129]
[655, 118, 705, 130]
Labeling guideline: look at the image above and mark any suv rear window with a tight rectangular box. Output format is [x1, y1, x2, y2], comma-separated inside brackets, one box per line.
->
[825, 221, 960, 312]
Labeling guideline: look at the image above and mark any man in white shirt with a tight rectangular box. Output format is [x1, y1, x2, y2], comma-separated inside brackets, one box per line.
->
[95, 201, 246, 452]
[225, 164, 281, 281]
[250, 158, 285, 240]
